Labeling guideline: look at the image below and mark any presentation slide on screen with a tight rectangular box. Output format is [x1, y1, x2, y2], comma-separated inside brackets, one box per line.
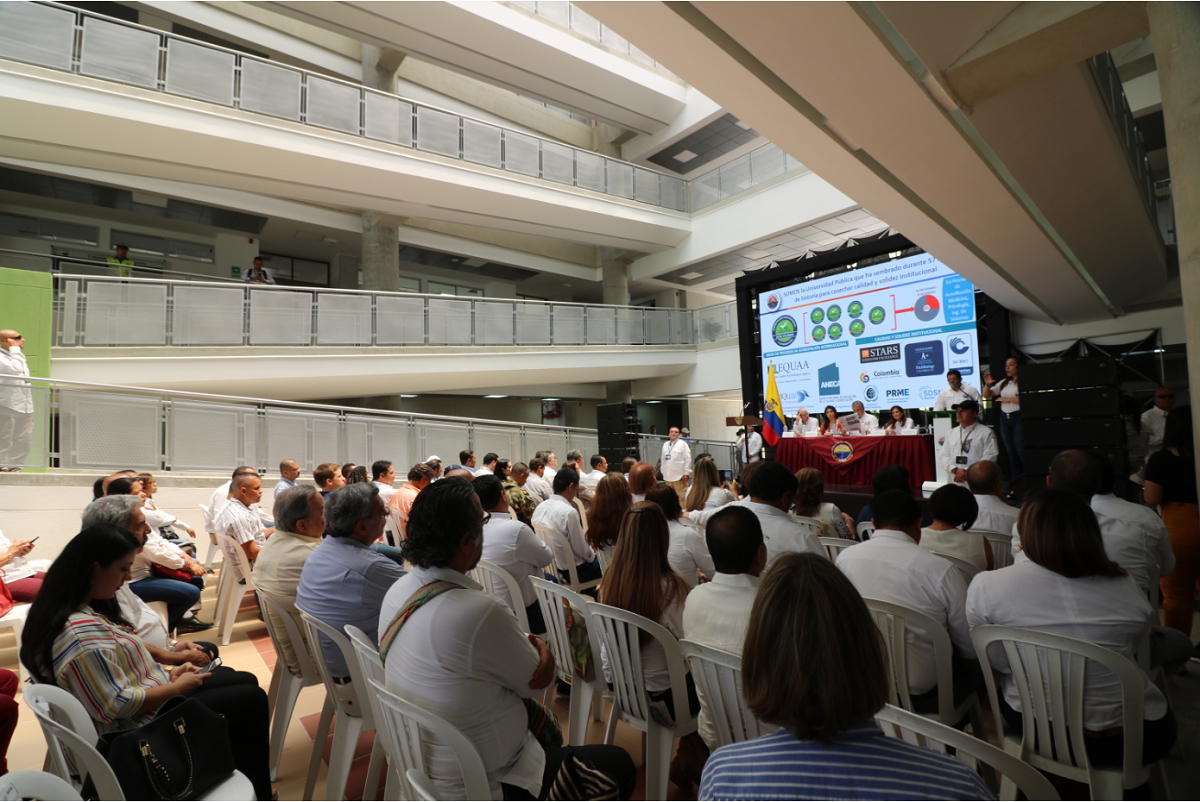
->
[759, 253, 978, 414]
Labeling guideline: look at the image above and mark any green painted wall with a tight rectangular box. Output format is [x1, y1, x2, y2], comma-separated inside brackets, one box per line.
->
[0, 266, 53, 470]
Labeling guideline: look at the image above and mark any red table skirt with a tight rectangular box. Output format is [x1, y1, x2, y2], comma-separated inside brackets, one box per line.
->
[774, 435, 936, 488]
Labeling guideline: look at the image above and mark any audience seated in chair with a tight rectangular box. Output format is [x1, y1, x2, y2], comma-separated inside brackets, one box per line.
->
[627, 461, 657, 503]
[0, 527, 42, 602]
[313, 462, 347, 498]
[699, 552, 992, 800]
[474, 475, 554, 636]
[205, 466, 273, 534]
[646, 484, 715, 587]
[530, 467, 601, 592]
[380, 477, 636, 801]
[966, 461, 1019, 535]
[503, 462, 539, 527]
[837, 490, 984, 713]
[524, 458, 553, 504]
[920, 483, 993, 571]
[214, 471, 273, 566]
[585, 472, 631, 568]
[791, 467, 855, 539]
[388, 462, 435, 537]
[854, 465, 933, 529]
[685, 456, 736, 513]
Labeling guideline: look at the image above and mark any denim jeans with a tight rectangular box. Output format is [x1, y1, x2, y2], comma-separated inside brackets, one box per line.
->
[999, 411, 1024, 477]
[128, 575, 203, 630]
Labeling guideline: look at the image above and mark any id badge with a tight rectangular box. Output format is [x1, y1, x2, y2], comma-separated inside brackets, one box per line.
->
[664, 454, 671, 461]
[956, 456, 968, 465]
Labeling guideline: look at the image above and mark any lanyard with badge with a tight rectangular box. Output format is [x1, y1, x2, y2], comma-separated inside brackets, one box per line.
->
[957, 427, 973, 466]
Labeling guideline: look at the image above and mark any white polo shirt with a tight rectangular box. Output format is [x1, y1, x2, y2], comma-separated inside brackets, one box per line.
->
[693, 499, 823, 566]
[971, 493, 1019, 535]
[660, 438, 692, 482]
[1012, 510, 1154, 598]
[481, 511, 553, 609]
[933, 385, 981, 411]
[529, 494, 594, 568]
[1091, 493, 1174, 578]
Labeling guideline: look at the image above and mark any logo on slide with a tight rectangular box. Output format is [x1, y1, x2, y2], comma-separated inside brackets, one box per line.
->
[771, 316, 798, 347]
[766, 294, 781, 311]
[818, 363, 840, 396]
[949, 336, 970, 355]
[919, 385, 939, 402]
[865, 386, 879, 402]
[860, 372, 870, 383]
[831, 441, 855, 463]
[905, 341, 945, 378]
[860, 344, 901, 364]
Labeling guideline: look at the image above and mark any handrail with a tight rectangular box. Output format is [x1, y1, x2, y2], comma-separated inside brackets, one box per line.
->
[1087, 52, 1159, 229]
[0, 248, 245, 284]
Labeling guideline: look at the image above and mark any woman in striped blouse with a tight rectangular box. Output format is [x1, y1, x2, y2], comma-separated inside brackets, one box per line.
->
[21, 525, 273, 800]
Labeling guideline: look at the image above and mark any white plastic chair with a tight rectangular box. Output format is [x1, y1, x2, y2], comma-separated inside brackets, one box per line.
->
[863, 598, 987, 737]
[406, 767, 440, 801]
[0, 769, 83, 801]
[297, 609, 386, 802]
[930, 551, 982, 582]
[793, 515, 832, 540]
[586, 602, 698, 802]
[368, 676, 492, 800]
[257, 591, 327, 788]
[530, 577, 605, 746]
[971, 625, 1171, 800]
[679, 639, 770, 748]
[198, 503, 221, 570]
[25, 684, 255, 801]
[469, 559, 531, 633]
[0, 603, 31, 685]
[345, 625, 403, 800]
[533, 524, 601, 594]
[857, 520, 875, 540]
[875, 703, 1059, 801]
[818, 536, 857, 561]
[213, 532, 256, 646]
[973, 529, 1014, 569]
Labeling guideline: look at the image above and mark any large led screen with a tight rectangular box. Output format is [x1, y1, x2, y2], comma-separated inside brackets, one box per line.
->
[758, 253, 979, 414]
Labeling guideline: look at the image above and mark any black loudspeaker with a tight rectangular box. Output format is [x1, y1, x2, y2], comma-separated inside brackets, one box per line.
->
[1021, 386, 1123, 418]
[1021, 358, 1118, 391]
[1023, 418, 1124, 448]
[596, 403, 639, 465]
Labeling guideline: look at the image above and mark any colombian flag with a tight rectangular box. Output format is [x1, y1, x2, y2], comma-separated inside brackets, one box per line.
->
[763, 362, 785, 446]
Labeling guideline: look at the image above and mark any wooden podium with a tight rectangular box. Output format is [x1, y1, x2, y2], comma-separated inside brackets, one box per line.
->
[725, 416, 763, 428]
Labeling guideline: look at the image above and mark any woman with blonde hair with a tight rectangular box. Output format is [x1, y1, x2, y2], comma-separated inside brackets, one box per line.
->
[586, 472, 632, 563]
[791, 468, 854, 539]
[685, 455, 735, 512]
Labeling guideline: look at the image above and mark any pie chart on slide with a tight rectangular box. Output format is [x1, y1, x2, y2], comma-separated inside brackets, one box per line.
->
[914, 294, 941, 322]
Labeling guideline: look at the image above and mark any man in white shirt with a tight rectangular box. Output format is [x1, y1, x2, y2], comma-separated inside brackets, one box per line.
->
[1091, 459, 1174, 580]
[690, 461, 823, 565]
[837, 490, 980, 705]
[660, 426, 692, 503]
[0, 329, 33, 471]
[933, 369, 982, 411]
[205, 466, 271, 532]
[682, 506, 765, 750]
[370, 460, 398, 504]
[536, 450, 559, 485]
[214, 472, 271, 564]
[966, 461, 1019, 535]
[254, 485, 323, 677]
[738, 427, 763, 465]
[274, 458, 300, 498]
[791, 408, 819, 436]
[378, 479, 635, 801]
[529, 467, 601, 593]
[582, 454, 608, 491]
[1141, 388, 1174, 453]
[475, 475, 553, 635]
[457, 450, 477, 472]
[564, 450, 594, 508]
[475, 452, 498, 477]
[938, 400, 998, 483]
[851, 401, 879, 436]
[524, 458, 553, 503]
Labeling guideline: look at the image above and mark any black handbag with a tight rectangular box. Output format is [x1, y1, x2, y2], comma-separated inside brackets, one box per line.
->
[90, 696, 236, 800]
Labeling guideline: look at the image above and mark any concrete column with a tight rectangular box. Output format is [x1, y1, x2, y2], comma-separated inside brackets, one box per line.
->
[605, 381, 633, 404]
[361, 44, 404, 93]
[602, 257, 631, 306]
[361, 212, 401, 292]
[1148, 3, 1200, 464]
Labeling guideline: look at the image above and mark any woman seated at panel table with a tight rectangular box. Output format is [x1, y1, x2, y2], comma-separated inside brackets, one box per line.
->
[818, 406, 847, 436]
[882, 405, 918, 436]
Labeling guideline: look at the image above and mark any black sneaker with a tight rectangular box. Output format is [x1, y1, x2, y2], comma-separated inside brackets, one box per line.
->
[177, 616, 213, 633]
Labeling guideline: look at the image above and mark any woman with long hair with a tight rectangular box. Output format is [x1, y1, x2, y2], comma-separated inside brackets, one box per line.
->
[967, 489, 1176, 768]
[701, 553, 990, 799]
[882, 405, 917, 435]
[628, 461, 657, 502]
[818, 405, 845, 436]
[20, 526, 273, 799]
[983, 356, 1023, 476]
[1145, 405, 1199, 634]
[646, 484, 714, 587]
[685, 455, 735, 512]
[586, 472, 632, 561]
[919, 483, 992, 570]
[790, 468, 853, 539]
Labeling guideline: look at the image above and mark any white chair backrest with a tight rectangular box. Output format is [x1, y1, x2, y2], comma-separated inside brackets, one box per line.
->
[863, 597, 957, 717]
[406, 767, 440, 801]
[856, 520, 875, 540]
[818, 536, 856, 561]
[929, 551, 981, 581]
[585, 602, 697, 733]
[572, 497, 589, 532]
[531, 577, 591, 685]
[198, 502, 210, 527]
[368, 677, 492, 801]
[345, 624, 385, 688]
[215, 531, 253, 587]
[24, 684, 124, 800]
[874, 704, 1059, 800]
[974, 530, 1014, 569]
[679, 640, 770, 747]
[297, 609, 375, 729]
[0, 770, 84, 801]
[793, 515, 831, 541]
[469, 560, 531, 633]
[971, 625, 1150, 780]
[258, 591, 325, 681]
[533, 524, 600, 592]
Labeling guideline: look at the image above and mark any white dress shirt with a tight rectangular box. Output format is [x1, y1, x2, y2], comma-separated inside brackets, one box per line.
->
[933, 385, 981, 411]
[1091, 493, 1174, 577]
[481, 511, 554, 609]
[116, 583, 169, 650]
[937, 422, 999, 478]
[0, 530, 34, 583]
[0, 348, 32, 413]
[1012, 511, 1154, 599]
[524, 472, 553, 503]
[1141, 406, 1168, 453]
[474, 466, 494, 478]
[855, 413, 879, 436]
[214, 497, 265, 547]
[529, 494, 594, 568]
[682, 572, 760, 749]
[204, 480, 232, 532]
[131, 530, 188, 582]
[371, 480, 397, 504]
[693, 500, 823, 565]
[966, 560, 1167, 731]
[994, 379, 1019, 414]
[380, 565, 545, 800]
[971, 493, 1019, 535]
[542, 466, 557, 485]
[661, 438, 692, 482]
[836, 528, 973, 695]
[883, 418, 918, 435]
[582, 468, 607, 491]
[792, 417, 819, 436]
[667, 518, 715, 587]
[704, 487, 736, 509]
[738, 432, 763, 463]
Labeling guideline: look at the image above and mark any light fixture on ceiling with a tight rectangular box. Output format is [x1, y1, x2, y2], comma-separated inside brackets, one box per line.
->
[323, 236, 339, 244]
[673, 149, 698, 163]
[686, 393, 706, 398]
[483, 394, 508, 399]
[645, 400, 663, 404]
[399, 394, 418, 398]
[680, 272, 703, 280]
[542, 397, 561, 401]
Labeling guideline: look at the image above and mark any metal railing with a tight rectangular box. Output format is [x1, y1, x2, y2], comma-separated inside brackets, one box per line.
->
[0, 2, 687, 212]
[0, 374, 738, 475]
[690, 143, 807, 211]
[1089, 52, 1158, 228]
[51, 270, 739, 348]
[507, 1, 676, 76]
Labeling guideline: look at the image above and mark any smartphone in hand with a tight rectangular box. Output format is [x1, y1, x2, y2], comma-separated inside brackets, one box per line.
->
[196, 657, 222, 675]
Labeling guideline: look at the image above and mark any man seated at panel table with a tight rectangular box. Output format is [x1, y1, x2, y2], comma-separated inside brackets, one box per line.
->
[791, 408, 819, 436]
[850, 401, 879, 436]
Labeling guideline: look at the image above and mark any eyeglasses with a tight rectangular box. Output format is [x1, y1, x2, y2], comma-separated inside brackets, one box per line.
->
[3, 334, 23, 340]
[1157, 394, 1175, 399]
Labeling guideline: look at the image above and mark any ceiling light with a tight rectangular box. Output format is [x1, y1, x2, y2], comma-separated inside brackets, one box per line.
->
[673, 150, 698, 163]
[680, 272, 703, 280]
[484, 394, 508, 399]
[399, 394, 418, 398]
[645, 400, 663, 404]
[542, 397, 561, 401]
[686, 393, 706, 398]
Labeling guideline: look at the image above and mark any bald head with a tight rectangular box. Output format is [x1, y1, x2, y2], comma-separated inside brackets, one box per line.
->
[231, 472, 260, 493]
[1047, 450, 1102, 499]
[966, 460, 1003, 496]
[443, 468, 475, 482]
